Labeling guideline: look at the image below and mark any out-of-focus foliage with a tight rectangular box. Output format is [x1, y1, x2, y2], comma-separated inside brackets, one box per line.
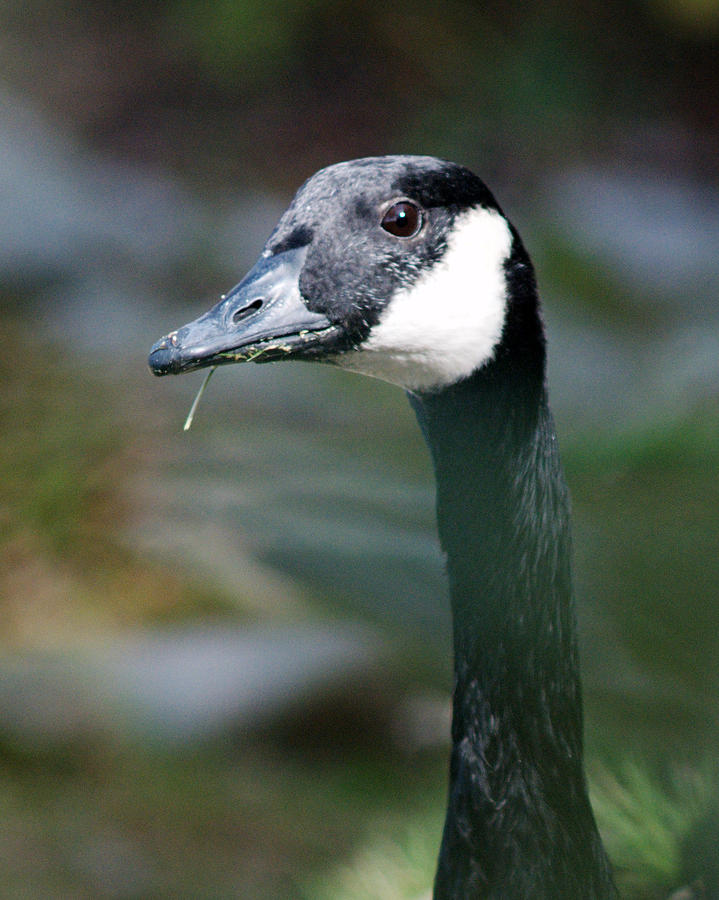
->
[0, 312, 236, 645]
[1, 0, 718, 896]
[1, 0, 717, 188]
[590, 761, 714, 897]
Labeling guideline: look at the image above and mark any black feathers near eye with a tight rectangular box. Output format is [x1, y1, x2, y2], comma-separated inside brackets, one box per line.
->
[381, 200, 422, 238]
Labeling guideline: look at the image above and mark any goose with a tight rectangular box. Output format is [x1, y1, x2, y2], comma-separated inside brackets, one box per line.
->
[148, 155, 617, 898]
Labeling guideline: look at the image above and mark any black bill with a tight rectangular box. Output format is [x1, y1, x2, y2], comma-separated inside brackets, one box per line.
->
[148, 246, 338, 376]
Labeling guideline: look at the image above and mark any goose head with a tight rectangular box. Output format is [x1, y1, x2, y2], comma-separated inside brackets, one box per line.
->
[149, 155, 536, 393]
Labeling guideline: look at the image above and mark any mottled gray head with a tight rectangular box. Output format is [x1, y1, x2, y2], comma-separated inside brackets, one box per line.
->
[149, 155, 534, 392]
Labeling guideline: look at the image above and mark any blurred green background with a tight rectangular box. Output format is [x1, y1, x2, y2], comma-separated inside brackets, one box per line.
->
[2, 0, 719, 896]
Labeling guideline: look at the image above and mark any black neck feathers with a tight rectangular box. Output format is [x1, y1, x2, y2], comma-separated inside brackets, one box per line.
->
[409, 271, 616, 898]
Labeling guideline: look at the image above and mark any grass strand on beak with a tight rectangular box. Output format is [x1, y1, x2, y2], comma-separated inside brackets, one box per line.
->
[183, 365, 217, 432]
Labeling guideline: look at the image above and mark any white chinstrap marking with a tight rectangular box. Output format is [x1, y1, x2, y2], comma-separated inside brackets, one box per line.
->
[336, 206, 512, 391]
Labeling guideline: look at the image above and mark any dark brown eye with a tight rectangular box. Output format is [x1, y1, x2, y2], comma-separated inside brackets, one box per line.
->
[381, 200, 422, 238]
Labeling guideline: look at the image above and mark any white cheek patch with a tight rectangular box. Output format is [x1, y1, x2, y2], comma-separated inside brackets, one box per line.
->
[336, 206, 512, 391]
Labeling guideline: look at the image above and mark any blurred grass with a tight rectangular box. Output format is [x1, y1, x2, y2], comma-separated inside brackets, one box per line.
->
[569, 402, 719, 740]
[305, 758, 719, 900]
[0, 309, 238, 646]
[303, 816, 441, 900]
[0, 738, 447, 899]
[591, 760, 715, 898]
[0, 0, 717, 893]
[534, 228, 673, 332]
[0, 305, 447, 897]
[3, 304, 719, 897]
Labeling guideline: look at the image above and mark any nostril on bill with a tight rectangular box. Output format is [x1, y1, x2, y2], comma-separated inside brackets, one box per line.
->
[232, 298, 263, 324]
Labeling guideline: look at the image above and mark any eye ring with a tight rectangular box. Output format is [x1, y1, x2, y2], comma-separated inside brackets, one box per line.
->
[380, 199, 423, 239]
